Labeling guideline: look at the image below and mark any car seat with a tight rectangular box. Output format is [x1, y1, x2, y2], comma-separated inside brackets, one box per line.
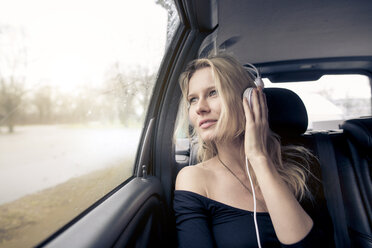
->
[340, 117, 372, 247]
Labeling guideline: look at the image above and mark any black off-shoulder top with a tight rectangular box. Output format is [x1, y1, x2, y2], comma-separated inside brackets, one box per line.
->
[173, 190, 333, 248]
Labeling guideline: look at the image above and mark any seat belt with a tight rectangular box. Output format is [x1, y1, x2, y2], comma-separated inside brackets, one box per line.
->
[314, 132, 351, 248]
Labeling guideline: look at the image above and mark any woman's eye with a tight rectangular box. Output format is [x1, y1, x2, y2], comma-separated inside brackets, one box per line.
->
[189, 97, 197, 104]
[209, 89, 218, 97]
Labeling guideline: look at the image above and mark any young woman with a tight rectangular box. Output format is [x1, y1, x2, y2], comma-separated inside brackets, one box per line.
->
[173, 54, 331, 247]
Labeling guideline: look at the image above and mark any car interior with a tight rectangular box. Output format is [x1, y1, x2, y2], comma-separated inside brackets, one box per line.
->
[37, 0, 371, 247]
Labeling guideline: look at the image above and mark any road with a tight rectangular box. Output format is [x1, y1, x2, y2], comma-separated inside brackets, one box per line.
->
[0, 125, 141, 205]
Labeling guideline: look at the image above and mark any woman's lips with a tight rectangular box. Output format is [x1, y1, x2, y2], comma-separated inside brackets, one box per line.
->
[199, 120, 217, 129]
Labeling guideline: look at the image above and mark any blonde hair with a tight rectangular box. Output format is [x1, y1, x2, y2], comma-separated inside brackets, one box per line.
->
[178, 54, 315, 201]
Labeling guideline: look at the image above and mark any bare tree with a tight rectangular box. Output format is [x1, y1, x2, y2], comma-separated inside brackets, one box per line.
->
[0, 26, 28, 133]
[103, 62, 136, 126]
[103, 62, 156, 127]
[33, 86, 52, 124]
[131, 66, 156, 123]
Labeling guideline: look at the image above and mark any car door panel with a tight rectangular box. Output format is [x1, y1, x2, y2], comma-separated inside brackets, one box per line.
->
[40, 177, 166, 248]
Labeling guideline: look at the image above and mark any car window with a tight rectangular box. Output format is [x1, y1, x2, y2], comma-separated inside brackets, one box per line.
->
[263, 74, 372, 130]
[0, 0, 179, 247]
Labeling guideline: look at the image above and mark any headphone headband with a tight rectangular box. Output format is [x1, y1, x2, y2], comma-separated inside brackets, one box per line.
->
[243, 63, 264, 88]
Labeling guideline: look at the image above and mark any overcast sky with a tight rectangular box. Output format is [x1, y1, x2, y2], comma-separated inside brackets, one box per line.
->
[0, 0, 168, 92]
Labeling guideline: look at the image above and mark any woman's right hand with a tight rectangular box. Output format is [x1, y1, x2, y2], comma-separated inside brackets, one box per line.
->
[242, 87, 270, 163]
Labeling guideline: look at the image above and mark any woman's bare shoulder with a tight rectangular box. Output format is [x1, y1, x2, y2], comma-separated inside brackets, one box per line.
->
[175, 163, 209, 196]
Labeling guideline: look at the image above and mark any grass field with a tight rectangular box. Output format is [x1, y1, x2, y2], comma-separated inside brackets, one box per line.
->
[0, 125, 140, 248]
[0, 162, 133, 248]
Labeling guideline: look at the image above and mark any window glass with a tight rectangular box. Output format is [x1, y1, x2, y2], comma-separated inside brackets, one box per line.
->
[263, 75, 372, 130]
[0, 0, 179, 247]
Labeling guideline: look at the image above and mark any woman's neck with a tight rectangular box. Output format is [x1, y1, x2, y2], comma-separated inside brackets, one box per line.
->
[216, 138, 245, 171]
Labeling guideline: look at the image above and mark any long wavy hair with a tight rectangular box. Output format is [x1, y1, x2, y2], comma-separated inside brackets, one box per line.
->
[177, 54, 316, 201]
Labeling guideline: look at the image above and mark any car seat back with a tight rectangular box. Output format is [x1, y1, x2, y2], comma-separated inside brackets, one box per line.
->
[340, 117, 372, 247]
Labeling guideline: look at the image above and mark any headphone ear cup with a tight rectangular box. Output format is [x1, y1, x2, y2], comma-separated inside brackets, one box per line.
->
[243, 88, 254, 108]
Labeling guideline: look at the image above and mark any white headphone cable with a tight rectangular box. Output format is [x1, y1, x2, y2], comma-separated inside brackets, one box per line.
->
[245, 156, 262, 248]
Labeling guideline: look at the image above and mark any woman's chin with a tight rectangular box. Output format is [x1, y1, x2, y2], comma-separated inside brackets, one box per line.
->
[199, 132, 218, 143]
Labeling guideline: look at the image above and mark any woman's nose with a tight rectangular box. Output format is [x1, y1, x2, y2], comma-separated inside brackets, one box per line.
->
[196, 98, 210, 115]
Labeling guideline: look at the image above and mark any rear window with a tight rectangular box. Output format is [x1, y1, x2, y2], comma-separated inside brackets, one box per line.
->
[263, 74, 372, 130]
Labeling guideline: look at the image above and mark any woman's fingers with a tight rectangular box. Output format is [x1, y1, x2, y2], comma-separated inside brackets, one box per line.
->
[258, 87, 268, 123]
[250, 88, 259, 121]
[242, 96, 253, 122]
[244, 87, 269, 127]
[244, 87, 270, 159]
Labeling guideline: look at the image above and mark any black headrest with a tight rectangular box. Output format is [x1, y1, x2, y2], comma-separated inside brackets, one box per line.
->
[341, 117, 372, 153]
[263, 88, 308, 136]
[187, 88, 308, 166]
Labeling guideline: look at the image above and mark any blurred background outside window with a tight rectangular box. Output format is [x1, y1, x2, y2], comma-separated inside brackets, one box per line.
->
[0, 0, 179, 247]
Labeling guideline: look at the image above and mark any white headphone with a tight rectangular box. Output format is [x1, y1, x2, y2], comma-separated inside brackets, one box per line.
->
[243, 63, 264, 108]
[243, 62, 263, 248]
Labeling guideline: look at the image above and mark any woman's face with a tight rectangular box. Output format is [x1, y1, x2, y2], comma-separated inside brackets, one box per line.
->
[187, 67, 221, 141]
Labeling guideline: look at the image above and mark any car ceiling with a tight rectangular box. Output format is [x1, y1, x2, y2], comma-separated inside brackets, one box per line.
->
[191, 0, 372, 81]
